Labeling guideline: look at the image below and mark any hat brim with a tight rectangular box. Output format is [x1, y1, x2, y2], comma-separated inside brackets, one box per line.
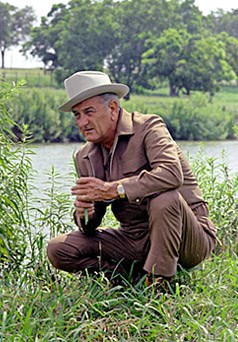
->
[58, 84, 129, 112]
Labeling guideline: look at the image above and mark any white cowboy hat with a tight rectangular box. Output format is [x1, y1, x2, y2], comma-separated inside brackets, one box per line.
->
[58, 70, 130, 112]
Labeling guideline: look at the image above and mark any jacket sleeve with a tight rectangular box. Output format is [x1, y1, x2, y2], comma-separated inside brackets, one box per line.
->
[121, 115, 183, 204]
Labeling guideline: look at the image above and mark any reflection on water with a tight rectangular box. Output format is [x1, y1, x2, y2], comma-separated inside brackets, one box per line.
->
[178, 140, 238, 171]
[30, 140, 238, 192]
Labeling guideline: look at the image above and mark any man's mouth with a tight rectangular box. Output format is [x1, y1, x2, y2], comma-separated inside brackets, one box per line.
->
[84, 128, 94, 132]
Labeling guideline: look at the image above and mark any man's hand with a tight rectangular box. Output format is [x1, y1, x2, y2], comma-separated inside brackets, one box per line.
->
[74, 198, 95, 220]
[71, 177, 118, 203]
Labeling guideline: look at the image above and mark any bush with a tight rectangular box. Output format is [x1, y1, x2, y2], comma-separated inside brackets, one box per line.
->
[0, 81, 33, 265]
[5, 87, 238, 143]
[0, 81, 74, 273]
[163, 94, 235, 140]
[190, 148, 238, 252]
[9, 87, 82, 143]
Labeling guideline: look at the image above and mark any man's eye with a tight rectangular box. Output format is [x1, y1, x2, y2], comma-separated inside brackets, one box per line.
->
[74, 113, 80, 119]
[85, 109, 93, 114]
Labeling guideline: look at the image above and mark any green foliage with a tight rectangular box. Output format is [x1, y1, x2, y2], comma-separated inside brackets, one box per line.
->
[209, 8, 238, 39]
[24, 0, 206, 91]
[143, 29, 237, 96]
[5, 86, 238, 142]
[21, 0, 238, 97]
[9, 87, 81, 143]
[163, 93, 235, 140]
[190, 147, 238, 251]
[0, 81, 74, 270]
[0, 81, 33, 264]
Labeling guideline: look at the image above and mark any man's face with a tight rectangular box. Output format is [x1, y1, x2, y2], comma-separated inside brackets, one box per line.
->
[72, 96, 119, 148]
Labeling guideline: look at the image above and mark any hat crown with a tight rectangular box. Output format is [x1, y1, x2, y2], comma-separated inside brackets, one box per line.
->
[65, 71, 112, 100]
[59, 70, 129, 111]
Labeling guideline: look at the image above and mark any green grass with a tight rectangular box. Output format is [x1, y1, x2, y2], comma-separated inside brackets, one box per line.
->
[1, 244, 238, 340]
[1, 68, 57, 88]
[122, 85, 238, 115]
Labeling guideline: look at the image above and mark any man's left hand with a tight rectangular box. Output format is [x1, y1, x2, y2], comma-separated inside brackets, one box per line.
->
[71, 177, 118, 202]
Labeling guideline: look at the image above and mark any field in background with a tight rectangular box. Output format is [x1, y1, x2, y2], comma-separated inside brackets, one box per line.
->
[1, 67, 58, 88]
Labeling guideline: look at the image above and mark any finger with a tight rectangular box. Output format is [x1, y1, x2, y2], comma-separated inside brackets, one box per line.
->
[74, 199, 94, 208]
[76, 177, 94, 185]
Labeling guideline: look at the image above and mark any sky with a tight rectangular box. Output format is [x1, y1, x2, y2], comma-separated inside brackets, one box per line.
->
[2, 0, 237, 68]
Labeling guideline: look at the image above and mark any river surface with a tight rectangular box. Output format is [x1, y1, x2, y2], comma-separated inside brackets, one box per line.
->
[30, 140, 238, 193]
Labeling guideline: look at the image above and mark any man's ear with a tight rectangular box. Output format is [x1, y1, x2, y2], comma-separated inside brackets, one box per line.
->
[109, 100, 120, 121]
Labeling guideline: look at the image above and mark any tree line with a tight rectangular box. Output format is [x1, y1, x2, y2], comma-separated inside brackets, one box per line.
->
[1, 0, 238, 97]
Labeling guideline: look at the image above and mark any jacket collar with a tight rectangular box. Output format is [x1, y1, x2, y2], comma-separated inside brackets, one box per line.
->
[117, 108, 134, 136]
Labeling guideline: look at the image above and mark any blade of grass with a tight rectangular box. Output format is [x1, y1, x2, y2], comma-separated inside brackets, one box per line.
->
[72, 150, 88, 224]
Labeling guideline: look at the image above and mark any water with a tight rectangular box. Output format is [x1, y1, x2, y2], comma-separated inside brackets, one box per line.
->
[30, 140, 238, 192]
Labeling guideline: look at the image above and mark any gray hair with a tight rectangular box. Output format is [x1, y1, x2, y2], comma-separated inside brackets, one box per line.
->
[99, 93, 120, 105]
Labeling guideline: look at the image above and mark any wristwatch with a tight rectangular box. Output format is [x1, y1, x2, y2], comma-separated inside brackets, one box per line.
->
[117, 182, 126, 199]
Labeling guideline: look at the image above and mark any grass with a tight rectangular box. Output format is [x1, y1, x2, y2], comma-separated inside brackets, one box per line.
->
[1, 180, 238, 342]
[1, 68, 57, 88]
[1, 248, 238, 340]
[123, 85, 238, 115]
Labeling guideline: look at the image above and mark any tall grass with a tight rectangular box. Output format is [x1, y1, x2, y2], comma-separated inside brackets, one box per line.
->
[1, 81, 238, 340]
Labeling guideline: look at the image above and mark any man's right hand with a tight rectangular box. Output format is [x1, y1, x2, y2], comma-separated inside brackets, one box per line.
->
[74, 198, 95, 220]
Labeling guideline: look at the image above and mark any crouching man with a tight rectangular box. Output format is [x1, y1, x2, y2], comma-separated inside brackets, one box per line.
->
[47, 71, 216, 289]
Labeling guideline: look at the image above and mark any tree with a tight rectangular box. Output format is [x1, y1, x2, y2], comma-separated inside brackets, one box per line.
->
[217, 32, 238, 81]
[24, 0, 206, 92]
[106, 0, 205, 98]
[55, 0, 114, 82]
[208, 8, 238, 39]
[143, 28, 191, 96]
[24, 0, 115, 83]
[184, 36, 236, 95]
[143, 29, 236, 96]
[22, 3, 68, 71]
[0, 1, 35, 69]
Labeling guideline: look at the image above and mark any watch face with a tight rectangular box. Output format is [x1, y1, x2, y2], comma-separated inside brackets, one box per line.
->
[118, 184, 124, 194]
[117, 183, 125, 198]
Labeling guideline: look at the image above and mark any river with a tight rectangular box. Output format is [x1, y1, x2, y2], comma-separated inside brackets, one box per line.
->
[30, 140, 238, 193]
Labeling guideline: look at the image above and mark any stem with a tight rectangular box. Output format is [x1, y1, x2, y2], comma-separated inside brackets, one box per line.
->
[73, 150, 88, 225]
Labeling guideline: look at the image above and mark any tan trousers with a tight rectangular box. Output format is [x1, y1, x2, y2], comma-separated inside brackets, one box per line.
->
[47, 190, 216, 277]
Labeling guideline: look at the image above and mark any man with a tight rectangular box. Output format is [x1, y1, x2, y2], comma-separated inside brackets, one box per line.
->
[47, 70, 216, 288]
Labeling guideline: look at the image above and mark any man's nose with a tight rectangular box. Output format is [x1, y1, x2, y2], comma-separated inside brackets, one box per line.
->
[77, 114, 89, 128]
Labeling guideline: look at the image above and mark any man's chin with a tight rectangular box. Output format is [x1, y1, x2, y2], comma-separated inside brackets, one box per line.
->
[84, 134, 100, 143]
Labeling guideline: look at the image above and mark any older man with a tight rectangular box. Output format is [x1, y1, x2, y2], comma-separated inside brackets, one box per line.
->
[47, 71, 216, 288]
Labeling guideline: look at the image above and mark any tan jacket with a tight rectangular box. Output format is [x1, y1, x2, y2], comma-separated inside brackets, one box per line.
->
[75, 109, 206, 234]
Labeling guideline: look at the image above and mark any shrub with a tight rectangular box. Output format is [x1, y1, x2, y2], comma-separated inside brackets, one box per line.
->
[0, 81, 33, 265]
[9, 87, 81, 143]
[163, 93, 235, 140]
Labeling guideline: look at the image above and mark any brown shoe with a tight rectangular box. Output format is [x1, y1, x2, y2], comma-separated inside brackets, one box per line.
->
[145, 273, 174, 294]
